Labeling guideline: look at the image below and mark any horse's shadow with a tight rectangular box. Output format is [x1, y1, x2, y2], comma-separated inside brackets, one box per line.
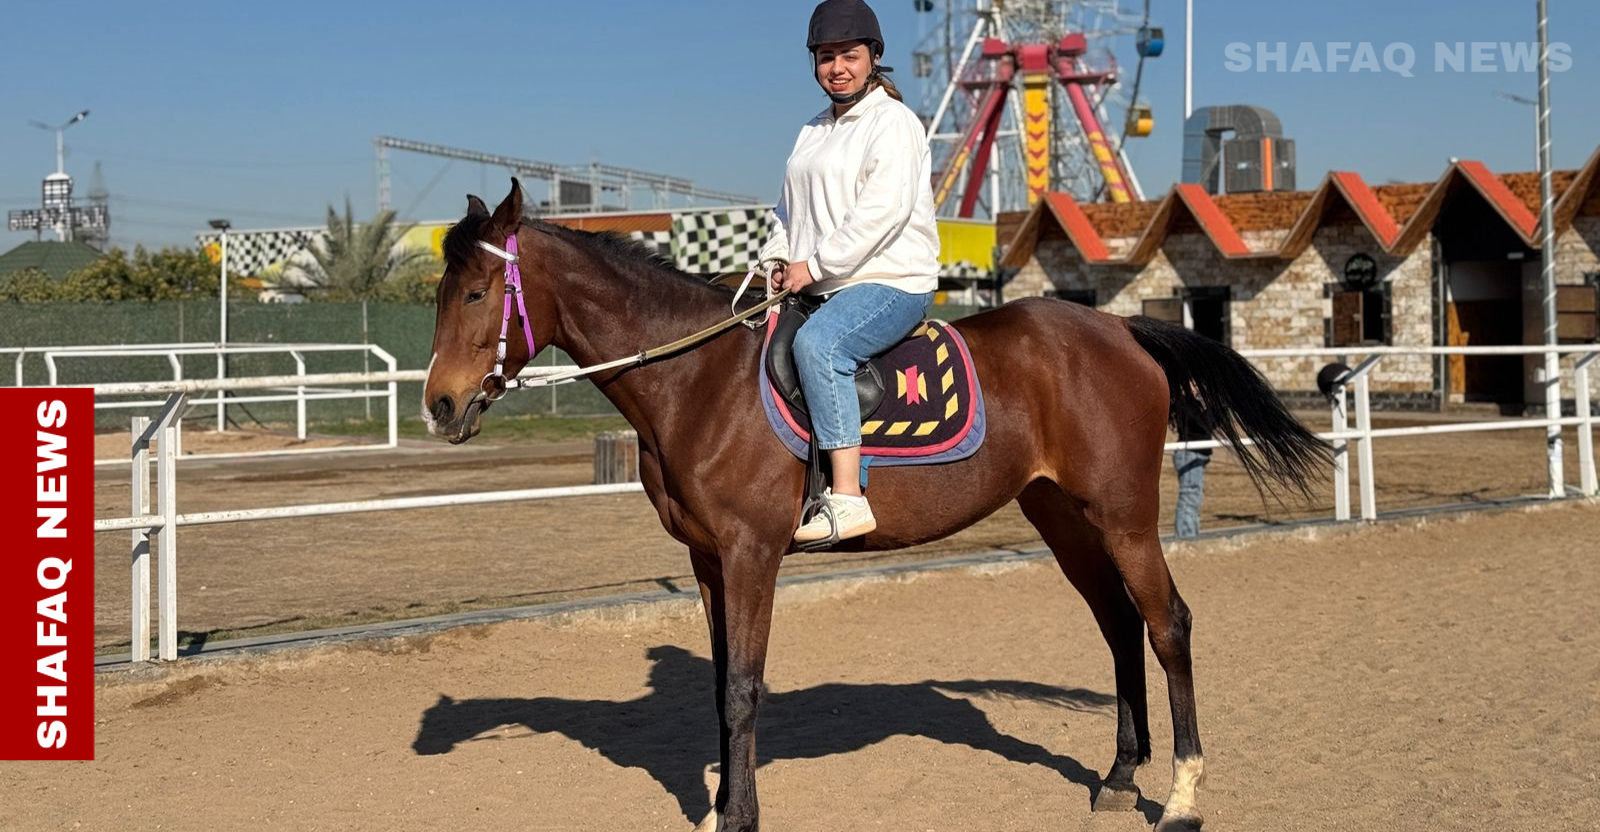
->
[413, 644, 1163, 823]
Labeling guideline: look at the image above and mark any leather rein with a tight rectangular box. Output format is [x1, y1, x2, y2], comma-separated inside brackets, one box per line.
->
[473, 235, 789, 402]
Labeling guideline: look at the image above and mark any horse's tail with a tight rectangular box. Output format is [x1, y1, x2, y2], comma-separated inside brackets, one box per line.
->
[1126, 315, 1331, 500]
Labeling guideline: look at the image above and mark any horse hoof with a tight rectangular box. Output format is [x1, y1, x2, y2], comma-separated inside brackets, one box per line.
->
[1091, 784, 1141, 812]
[1153, 813, 1203, 832]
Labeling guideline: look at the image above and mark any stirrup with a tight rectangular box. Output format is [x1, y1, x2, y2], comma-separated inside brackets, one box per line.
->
[794, 433, 839, 552]
[794, 494, 841, 552]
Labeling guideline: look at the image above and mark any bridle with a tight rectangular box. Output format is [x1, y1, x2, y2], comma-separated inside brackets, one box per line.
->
[476, 235, 533, 402]
[468, 233, 789, 405]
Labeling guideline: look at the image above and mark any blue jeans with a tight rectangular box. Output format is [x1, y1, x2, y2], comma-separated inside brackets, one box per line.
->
[1173, 449, 1212, 538]
[794, 283, 933, 450]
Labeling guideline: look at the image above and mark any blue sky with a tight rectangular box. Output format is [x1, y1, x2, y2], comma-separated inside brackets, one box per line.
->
[1, 0, 1595, 251]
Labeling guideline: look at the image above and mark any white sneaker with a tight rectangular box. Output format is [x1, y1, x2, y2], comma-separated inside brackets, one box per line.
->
[794, 489, 877, 544]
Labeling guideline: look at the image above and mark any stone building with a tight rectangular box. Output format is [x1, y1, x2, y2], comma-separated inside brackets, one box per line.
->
[999, 148, 1600, 411]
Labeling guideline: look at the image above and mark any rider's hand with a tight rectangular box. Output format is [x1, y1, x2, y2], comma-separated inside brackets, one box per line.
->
[780, 259, 816, 292]
[767, 263, 786, 294]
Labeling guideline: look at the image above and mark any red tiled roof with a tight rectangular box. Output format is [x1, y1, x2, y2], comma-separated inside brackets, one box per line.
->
[1554, 147, 1600, 230]
[1211, 190, 1316, 232]
[1331, 172, 1400, 246]
[1456, 161, 1537, 241]
[1080, 201, 1162, 237]
[1174, 184, 1250, 256]
[1501, 170, 1577, 217]
[1000, 148, 1599, 266]
[1043, 193, 1111, 262]
[1372, 182, 1433, 227]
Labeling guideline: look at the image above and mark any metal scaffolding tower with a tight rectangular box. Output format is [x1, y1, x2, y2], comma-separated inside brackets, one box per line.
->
[373, 136, 758, 216]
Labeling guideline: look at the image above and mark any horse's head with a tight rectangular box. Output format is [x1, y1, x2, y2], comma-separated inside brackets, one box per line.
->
[423, 179, 552, 443]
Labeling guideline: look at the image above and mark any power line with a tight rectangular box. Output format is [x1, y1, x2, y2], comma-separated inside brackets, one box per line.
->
[108, 195, 321, 225]
[68, 145, 368, 170]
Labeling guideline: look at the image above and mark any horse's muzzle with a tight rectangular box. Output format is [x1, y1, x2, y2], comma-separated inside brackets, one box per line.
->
[426, 393, 484, 444]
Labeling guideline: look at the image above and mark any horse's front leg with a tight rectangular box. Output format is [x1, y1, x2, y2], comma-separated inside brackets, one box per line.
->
[692, 542, 784, 832]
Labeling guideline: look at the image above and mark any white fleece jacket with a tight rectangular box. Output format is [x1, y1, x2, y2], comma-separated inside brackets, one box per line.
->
[758, 85, 941, 296]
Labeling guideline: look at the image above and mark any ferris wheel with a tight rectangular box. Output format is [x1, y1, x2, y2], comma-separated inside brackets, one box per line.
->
[912, 0, 1164, 217]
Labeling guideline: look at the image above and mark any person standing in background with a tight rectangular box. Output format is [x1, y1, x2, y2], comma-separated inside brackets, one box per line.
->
[1172, 398, 1213, 538]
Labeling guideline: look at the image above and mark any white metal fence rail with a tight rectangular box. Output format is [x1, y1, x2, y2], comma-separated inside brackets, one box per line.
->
[87, 346, 1598, 664]
[7, 343, 403, 465]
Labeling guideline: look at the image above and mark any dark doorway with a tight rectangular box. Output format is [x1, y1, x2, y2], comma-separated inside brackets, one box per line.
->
[1185, 287, 1231, 343]
[1446, 260, 1524, 405]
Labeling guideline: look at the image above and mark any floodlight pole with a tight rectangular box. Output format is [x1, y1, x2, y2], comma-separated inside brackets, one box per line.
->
[1184, 0, 1193, 120]
[1537, 0, 1563, 497]
[210, 220, 232, 431]
[31, 110, 88, 176]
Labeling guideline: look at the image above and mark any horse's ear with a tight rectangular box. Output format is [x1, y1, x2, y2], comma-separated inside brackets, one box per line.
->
[465, 194, 489, 218]
[489, 177, 523, 237]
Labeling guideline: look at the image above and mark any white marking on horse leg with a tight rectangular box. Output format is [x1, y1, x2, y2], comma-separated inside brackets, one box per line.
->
[692, 808, 720, 832]
[691, 763, 719, 831]
[1161, 754, 1206, 821]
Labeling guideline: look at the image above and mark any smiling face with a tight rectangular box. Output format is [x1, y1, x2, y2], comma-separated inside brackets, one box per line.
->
[813, 40, 874, 100]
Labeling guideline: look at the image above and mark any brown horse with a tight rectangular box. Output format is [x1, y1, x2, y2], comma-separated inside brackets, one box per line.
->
[423, 181, 1327, 832]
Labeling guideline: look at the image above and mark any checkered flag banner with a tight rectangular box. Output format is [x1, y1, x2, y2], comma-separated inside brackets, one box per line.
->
[197, 228, 322, 277]
[628, 230, 673, 260]
[940, 260, 985, 281]
[671, 208, 773, 275]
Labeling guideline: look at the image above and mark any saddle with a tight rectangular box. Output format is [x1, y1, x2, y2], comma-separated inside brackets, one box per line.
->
[757, 295, 986, 464]
[764, 294, 890, 425]
[755, 293, 987, 551]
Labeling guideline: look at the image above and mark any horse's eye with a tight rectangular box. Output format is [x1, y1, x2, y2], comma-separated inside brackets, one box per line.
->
[465, 289, 488, 305]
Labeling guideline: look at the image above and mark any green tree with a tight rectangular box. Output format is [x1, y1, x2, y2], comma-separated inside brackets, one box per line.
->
[59, 248, 135, 300]
[130, 246, 219, 299]
[0, 268, 61, 302]
[370, 252, 443, 304]
[282, 200, 429, 300]
[57, 246, 225, 301]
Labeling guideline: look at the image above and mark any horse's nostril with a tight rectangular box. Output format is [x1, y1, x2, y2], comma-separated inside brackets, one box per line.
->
[434, 395, 455, 424]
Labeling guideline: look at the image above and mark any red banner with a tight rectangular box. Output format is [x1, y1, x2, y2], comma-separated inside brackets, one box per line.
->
[0, 389, 94, 760]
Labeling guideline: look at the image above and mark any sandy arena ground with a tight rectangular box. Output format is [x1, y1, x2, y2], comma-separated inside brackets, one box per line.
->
[90, 420, 1598, 652]
[8, 502, 1599, 831]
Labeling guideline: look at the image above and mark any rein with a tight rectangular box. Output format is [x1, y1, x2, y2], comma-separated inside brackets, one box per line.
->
[474, 235, 789, 400]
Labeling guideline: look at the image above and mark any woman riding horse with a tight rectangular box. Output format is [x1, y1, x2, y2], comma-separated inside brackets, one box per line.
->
[422, 5, 1329, 828]
[762, 0, 939, 545]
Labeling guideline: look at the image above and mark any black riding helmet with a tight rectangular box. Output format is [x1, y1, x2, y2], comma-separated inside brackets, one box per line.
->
[808, 0, 894, 105]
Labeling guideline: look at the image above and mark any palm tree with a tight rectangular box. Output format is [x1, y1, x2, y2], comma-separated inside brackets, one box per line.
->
[282, 200, 429, 299]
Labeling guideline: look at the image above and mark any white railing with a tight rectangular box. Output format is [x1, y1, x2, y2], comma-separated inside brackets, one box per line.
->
[1167, 344, 1600, 521]
[90, 346, 1598, 664]
[6, 342, 401, 465]
[91, 366, 616, 662]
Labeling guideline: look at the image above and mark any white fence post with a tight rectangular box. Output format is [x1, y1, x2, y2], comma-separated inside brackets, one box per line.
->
[1332, 382, 1350, 521]
[130, 416, 152, 663]
[156, 393, 184, 661]
[292, 350, 307, 441]
[371, 346, 399, 448]
[216, 349, 227, 433]
[1577, 354, 1596, 497]
[1355, 369, 1377, 521]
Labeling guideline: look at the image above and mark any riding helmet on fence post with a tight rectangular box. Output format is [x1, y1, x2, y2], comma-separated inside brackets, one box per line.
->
[807, 0, 894, 104]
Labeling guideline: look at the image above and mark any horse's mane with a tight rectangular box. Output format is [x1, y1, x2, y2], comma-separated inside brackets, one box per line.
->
[443, 213, 726, 297]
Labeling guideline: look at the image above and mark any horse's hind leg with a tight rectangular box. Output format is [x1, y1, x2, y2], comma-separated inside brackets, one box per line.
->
[1102, 529, 1204, 832]
[1017, 481, 1151, 812]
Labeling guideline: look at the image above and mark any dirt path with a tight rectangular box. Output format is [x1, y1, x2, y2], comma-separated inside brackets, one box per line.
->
[16, 502, 1598, 831]
[91, 422, 1597, 652]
